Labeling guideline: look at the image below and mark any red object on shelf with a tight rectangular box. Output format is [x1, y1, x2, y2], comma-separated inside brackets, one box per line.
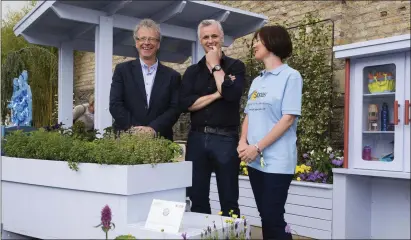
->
[362, 146, 372, 160]
[405, 100, 410, 125]
[343, 59, 350, 169]
[394, 100, 400, 125]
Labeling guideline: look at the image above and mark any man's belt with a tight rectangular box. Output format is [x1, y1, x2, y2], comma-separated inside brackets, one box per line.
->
[191, 126, 238, 137]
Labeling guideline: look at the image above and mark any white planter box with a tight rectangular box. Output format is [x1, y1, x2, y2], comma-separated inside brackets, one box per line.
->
[210, 175, 333, 239]
[1, 157, 192, 239]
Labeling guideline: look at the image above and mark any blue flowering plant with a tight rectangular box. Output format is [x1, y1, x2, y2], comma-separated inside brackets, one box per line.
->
[295, 147, 344, 184]
[7, 70, 33, 126]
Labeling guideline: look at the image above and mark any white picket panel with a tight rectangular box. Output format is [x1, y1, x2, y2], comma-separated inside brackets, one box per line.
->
[209, 175, 334, 239]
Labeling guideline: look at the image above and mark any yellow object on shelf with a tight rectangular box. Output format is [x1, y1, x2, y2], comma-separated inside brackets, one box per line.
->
[368, 72, 395, 93]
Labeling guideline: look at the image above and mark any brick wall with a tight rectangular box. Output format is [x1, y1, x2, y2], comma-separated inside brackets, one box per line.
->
[73, 1, 410, 144]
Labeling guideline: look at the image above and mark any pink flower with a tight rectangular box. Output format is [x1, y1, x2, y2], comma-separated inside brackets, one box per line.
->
[101, 205, 112, 230]
[95, 204, 115, 239]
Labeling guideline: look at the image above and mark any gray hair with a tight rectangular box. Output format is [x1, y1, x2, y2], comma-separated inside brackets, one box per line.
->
[197, 19, 224, 42]
[133, 18, 162, 41]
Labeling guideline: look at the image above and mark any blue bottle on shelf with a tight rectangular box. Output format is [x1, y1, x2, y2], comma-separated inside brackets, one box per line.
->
[381, 103, 388, 131]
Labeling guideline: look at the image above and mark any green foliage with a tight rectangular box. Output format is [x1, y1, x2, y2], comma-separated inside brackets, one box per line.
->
[2, 126, 183, 171]
[115, 235, 137, 240]
[240, 13, 338, 159]
[286, 13, 338, 157]
[1, 1, 36, 60]
[1, 1, 58, 127]
[295, 147, 344, 184]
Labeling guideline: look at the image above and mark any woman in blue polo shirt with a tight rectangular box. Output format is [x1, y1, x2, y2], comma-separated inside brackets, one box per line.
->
[238, 25, 303, 240]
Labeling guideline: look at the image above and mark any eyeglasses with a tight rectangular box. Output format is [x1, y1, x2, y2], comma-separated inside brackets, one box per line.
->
[136, 37, 160, 43]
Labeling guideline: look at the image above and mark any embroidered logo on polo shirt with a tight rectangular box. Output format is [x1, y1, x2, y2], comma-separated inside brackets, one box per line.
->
[249, 90, 267, 100]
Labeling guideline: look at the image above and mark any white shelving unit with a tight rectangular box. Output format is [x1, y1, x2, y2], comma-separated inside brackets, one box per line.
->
[332, 34, 410, 239]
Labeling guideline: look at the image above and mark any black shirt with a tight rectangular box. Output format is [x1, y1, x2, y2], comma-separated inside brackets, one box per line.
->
[179, 54, 246, 129]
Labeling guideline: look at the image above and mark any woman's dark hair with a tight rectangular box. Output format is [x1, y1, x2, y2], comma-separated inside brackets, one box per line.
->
[253, 25, 293, 60]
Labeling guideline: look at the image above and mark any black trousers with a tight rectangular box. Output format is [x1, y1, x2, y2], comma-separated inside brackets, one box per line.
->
[186, 131, 240, 217]
[248, 166, 293, 240]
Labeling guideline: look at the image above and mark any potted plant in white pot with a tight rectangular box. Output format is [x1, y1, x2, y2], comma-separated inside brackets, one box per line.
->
[1, 122, 191, 239]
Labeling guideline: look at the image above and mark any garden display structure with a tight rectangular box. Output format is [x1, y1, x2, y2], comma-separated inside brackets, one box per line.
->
[1, 1, 267, 239]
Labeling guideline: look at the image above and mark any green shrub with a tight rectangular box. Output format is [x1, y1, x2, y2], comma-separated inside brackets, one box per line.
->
[115, 235, 136, 240]
[2, 126, 182, 171]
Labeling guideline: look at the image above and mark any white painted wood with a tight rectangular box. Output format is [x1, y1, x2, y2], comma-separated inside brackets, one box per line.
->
[58, 41, 74, 127]
[71, 1, 132, 39]
[209, 175, 333, 239]
[21, 32, 64, 48]
[210, 185, 333, 210]
[94, 16, 113, 134]
[288, 182, 333, 198]
[333, 173, 373, 239]
[113, 14, 234, 47]
[2, 157, 192, 195]
[2, 230, 32, 240]
[13, 1, 55, 36]
[51, 2, 104, 25]
[351, 52, 405, 172]
[1, 157, 192, 239]
[404, 51, 410, 173]
[14, 0, 265, 57]
[50, 2, 195, 42]
[210, 202, 332, 231]
[333, 168, 410, 179]
[104, 0, 133, 16]
[348, 58, 357, 169]
[331, 173, 348, 239]
[210, 209, 332, 239]
[332, 170, 410, 239]
[371, 177, 411, 239]
[210, 10, 230, 22]
[334, 34, 411, 59]
[232, 19, 267, 38]
[190, 0, 267, 20]
[151, 1, 187, 23]
[113, 14, 197, 42]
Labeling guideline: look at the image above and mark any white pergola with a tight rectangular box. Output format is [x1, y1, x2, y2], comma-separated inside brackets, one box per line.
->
[13, 0, 267, 134]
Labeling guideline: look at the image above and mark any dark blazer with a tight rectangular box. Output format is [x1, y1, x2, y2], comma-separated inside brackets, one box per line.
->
[109, 59, 181, 140]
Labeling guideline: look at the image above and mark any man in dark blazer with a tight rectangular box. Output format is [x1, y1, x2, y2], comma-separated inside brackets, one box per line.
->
[109, 19, 181, 140]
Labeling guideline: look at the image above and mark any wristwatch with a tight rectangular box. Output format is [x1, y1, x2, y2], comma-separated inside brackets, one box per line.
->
[211, 65, 222, 74]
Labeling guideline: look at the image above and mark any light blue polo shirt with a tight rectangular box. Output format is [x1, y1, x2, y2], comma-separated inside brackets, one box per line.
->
[244, 64, 303, 174]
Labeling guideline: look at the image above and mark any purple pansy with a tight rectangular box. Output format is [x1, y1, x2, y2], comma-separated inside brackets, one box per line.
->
[332, 159, 343, 166]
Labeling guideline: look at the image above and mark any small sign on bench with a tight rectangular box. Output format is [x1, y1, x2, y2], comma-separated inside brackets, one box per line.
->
[144, 199, 186, 234]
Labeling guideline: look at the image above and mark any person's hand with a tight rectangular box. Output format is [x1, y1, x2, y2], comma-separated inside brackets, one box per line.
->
[133, 126, 155, 136]
[206, 46, 221, 67]
[239, 145, 259, 163]
[237, 141, 248, 155]
[228, 74, 236, 81]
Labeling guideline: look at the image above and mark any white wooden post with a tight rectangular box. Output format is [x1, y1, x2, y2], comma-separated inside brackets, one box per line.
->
[94, 16, 113, 135]
[58, 41, 74, 127]
[191, 40, 205, 64]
